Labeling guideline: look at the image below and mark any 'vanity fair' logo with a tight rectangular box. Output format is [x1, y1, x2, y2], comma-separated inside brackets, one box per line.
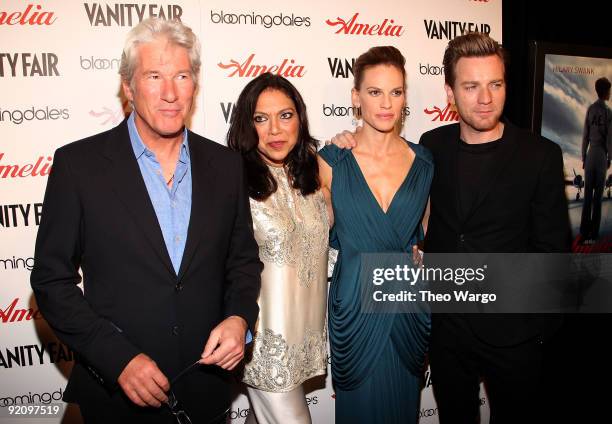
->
[0, 153, 52, 179]
[424, 20, 490, 40]
[84, 3, 182, 26]
[325, 13, 404, 37]
[0, 107, 69, 124]
[89, 100, 130, 125]
[220, 102, 236, 124]
[0, 203, 43, 228]
[80, 55, 120, 71]
[218, 54, 306, 78]
[0, 53, 59, 77]
[0, 4, 56, 25]
[210, 10, 311, 28]
[1, 298, 42, 324]
[419, 63, 444, 76]
[0, 342, 74, 368]
[328, 57, 355, 78]
[424, 103, 459, 122]
[0, 256, 34, 271]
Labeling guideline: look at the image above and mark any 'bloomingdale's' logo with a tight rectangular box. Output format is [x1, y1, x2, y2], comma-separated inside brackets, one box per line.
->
[217, 54, 306, 78]
[84, 2, 182, 26]
[0, 4, 56, 25]
[210, 10, 311, 28]
[0, 388, 64, 407]
[325, 13, 404, 37]
[424, 103, 459, 122]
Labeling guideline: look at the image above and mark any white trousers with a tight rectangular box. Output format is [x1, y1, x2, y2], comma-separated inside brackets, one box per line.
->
[245, 384, 312, 424]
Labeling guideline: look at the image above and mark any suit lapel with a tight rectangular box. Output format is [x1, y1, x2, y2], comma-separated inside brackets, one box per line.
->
[102, 120, 175, 277]
[461, 122, 519, 225]
[177, 133, 215, 280]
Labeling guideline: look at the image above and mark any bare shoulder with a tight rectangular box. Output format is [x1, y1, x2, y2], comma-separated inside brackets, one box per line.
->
[317, 154, 333, 189]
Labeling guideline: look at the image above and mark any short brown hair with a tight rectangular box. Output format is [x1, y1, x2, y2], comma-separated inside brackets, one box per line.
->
[353, 46, 406, 90]
[595, 77, 611, 99]
[443, 32, 507, 87]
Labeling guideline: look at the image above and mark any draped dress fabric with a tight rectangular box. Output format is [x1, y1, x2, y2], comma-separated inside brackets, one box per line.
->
[319, 142, 433, 424]
[243, 166, 329, 393]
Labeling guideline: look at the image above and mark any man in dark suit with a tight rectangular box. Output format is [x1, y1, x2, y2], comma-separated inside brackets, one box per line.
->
[31, 18, 262, 424]
[419, 33, 570, 424]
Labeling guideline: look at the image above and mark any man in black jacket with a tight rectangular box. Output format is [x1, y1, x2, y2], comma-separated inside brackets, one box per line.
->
[420, 33, 570, 424]
[31, 18, 262, 424]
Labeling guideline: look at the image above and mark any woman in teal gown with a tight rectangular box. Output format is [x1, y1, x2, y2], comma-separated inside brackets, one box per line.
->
[318, 46, 432, 423]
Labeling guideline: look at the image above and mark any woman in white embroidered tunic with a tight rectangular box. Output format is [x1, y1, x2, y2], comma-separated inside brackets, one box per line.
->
[227, 73, 329, 424]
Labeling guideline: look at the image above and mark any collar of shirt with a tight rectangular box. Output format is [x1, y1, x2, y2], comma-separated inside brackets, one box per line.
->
[127, 112, 190, 166]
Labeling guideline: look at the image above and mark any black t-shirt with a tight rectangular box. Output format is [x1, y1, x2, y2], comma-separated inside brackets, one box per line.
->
[457, 137, 504, 219]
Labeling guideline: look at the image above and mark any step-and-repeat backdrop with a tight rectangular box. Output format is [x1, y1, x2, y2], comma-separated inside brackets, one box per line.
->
[1, 1, 501, 422]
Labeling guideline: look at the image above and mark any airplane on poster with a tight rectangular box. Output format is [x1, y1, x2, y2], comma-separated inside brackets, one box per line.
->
[567, 169, 585, 201]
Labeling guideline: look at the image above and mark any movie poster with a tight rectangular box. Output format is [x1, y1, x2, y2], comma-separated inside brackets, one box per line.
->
[541, 53, 612, 252]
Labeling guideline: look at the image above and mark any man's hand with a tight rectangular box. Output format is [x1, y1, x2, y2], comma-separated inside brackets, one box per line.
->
[412, 245, 424, 268]
[325, 126, 361, 149]
[200, 315, 247, 370]
[118, 353, 169, 407]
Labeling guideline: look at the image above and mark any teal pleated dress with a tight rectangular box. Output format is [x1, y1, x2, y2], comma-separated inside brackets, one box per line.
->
[319, 142, 432, 424]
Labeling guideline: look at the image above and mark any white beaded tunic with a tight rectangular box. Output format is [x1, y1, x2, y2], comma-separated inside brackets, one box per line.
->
[243, 166, 329, 392]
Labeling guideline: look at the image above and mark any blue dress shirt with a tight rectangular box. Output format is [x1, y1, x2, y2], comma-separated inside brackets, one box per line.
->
[127, 112, 191, 275]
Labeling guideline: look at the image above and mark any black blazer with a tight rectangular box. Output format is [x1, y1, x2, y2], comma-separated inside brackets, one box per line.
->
[420, 121, 571, 346]
[31, 120, 262, 422]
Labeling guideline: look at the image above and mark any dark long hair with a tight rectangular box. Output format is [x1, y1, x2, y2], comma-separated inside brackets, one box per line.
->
[227, 73, 320, 201]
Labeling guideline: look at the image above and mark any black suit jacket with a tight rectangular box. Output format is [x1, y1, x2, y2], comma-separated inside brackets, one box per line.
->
[420, 121, 571, 346]
[31, 120, 262, 422]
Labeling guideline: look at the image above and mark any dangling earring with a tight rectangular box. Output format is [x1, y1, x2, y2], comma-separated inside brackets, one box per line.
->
[351, 105, 362, 127]
[401, 107, 406, 127]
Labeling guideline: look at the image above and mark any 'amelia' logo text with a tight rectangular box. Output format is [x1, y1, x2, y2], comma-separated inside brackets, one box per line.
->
[0, 106, 69, 124]
[1, 298, 42, 324]
[0, 4, 56, 26]
[0, 203, 43, 228]
[0, 53, 59, 77]
[424, 20, 490, 40]
[325, 13, 404, 37]
[0, 153, 52, 179]
[210, 10, 310, 28]
[218, 54, 306, 78]
[424, 103, 459, 122]
[84, 3, 182, 26]
[328, 58, 355, 78]
[420, 63, 444, 76]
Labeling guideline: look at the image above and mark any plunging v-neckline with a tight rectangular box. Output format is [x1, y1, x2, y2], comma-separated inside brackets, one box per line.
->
[349, 141, 417, 215]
